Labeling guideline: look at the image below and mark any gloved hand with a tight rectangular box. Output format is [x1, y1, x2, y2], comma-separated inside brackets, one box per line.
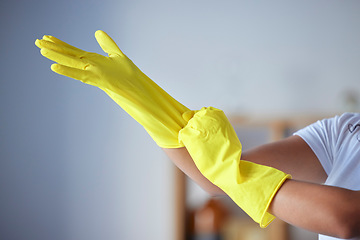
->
[35, 30, 189, 148]
[179, 107, 291, 228]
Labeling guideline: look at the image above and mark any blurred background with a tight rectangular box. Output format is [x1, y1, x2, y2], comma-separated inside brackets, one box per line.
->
[1, 0, 360, 239]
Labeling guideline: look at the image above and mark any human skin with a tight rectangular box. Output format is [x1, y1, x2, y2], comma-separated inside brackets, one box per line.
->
[35, 31, 360, 238]
[162, 135, 360, 238]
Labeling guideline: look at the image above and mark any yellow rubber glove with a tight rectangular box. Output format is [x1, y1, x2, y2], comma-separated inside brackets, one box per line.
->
[35, 31, 189, 148]
[179, 107, 291, 228]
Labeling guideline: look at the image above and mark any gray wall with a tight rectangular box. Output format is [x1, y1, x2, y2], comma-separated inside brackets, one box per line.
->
[1, 1, 360, 240]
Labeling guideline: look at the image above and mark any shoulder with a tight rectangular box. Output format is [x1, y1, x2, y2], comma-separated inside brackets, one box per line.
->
[295, 112, 360, 141]
[294, 113, 360, 175]
[321, 112, 360, 146]
[328, 112, 360, 128]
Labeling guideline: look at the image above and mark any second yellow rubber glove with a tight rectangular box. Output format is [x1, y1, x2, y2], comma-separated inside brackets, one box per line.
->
[35, 31, 189, 148]
[179, 107, 291, 228]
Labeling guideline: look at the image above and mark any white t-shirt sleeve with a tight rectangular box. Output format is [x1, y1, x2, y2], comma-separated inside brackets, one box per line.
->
[294, 112, 360, 189]
[294, 113, 360, 240]
[294, 115, 340, 176]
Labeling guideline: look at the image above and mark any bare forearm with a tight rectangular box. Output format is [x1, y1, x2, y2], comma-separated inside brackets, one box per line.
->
[270, 180, 360, 238]
[162, 146, 360, 238]
[162, 136, 325, 195]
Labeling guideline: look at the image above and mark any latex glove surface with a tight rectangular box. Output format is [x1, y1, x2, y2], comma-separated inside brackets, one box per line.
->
[35, 31, 189, 148]
[179, 107, 291, 228]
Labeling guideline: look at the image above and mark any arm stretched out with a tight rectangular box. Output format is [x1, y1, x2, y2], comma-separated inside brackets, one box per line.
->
[36, 31, 360, 238]
[163, 135, 360, 238]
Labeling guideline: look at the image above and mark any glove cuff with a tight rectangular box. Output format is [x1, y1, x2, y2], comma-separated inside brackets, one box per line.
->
[179, 107, 291, 228]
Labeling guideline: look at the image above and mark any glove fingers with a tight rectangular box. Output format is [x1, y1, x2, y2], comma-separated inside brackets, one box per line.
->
[40, 48, 88, 69]
[51, 64, 97, 85]
[42, 35, 85, 53]
[94, 30, 124, 56]
[36, 39, 85, 58]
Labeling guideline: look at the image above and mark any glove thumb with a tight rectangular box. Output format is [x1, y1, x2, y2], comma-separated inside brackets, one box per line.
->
[95, 30, 124, 56]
